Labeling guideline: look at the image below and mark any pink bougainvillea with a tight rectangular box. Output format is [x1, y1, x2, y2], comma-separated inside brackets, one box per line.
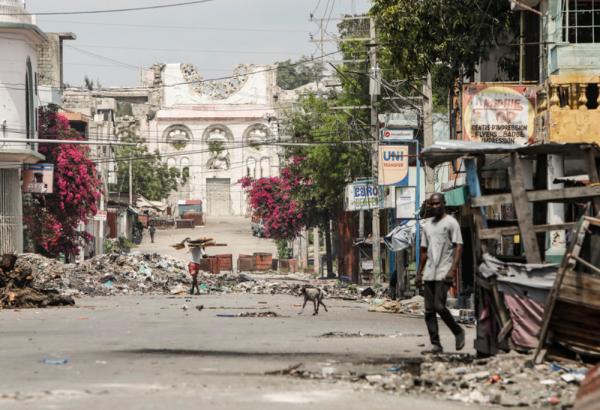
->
[23, 108, 102, 257]
[239, 162, 307, 240]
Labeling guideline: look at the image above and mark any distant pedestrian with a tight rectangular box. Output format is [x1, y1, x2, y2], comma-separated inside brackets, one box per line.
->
[189, 246, 207, 295]
[149, 225, 156, 243]
[416, 193, 465, 354]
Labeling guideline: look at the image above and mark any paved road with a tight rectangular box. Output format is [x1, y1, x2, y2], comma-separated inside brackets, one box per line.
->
[1, 216, 484, 409]
[1, 293, 481, 410]
[137, 216, 277, 262]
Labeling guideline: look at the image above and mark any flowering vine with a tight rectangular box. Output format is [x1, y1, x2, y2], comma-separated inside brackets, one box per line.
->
[239, 159, 307, 240]
[23, 108, 103, 258]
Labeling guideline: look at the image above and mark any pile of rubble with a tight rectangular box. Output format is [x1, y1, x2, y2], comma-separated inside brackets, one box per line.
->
[1, 254, 75, 309]
[8, 251, 320, 299]
[284, 351, 587, 407]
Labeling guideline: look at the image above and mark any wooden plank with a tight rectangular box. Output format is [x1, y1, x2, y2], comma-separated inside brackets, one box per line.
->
[479, 222, 575, 240]
[557, 286, 600, 309]
[497, 320, 513, 342]
[534, 218, 589, 364]
[564, 255, 600, 276]
[471, 185, 600, 207]
[475, 275, 493, 291]
[508, 152, 541, 264]
[583, 147, 600, 214]
[534, 155, 548, 261]
[551, 330, 600, 353]
[490, 276, 510, 326]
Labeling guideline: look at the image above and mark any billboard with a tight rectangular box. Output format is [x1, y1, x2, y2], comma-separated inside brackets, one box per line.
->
[378, 145, 409, 186]
[463, 84, 536, 146]
[22, 164, 54, 194]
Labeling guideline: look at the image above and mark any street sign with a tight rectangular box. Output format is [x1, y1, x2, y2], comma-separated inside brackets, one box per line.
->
[22, 163, 54, 194]
[378, 145, 409, 186]
[382, 128, 414, 142]
[93, 210, 108, 221]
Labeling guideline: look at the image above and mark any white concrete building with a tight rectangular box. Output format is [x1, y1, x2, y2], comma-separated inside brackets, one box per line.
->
[0, 0, 46, 253]
[139, 63, 282, 216]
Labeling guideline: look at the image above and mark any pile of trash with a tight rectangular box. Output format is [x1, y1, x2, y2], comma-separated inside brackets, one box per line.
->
[1, 253, 75, 308]
[368, 295, 425, 314]
[10, 251, 318, 298]
[283, 351, 587, 408]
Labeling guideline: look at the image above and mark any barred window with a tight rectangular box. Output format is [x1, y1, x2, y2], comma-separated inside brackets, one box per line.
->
[563, 1, 600, 43]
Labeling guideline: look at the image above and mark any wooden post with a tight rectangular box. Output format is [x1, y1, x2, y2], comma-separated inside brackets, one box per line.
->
[583, 146, 600, 214]
[464, 157, 489, 259]
[534, 155, 548, 261]
[508, 152, 542, 264]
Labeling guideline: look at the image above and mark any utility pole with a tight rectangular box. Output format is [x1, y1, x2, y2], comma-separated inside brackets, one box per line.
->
[423, 72, 435, 197]
[129, 157, 133, 206]
[370, 17, 381, 285]
[313, 227, 320, 274]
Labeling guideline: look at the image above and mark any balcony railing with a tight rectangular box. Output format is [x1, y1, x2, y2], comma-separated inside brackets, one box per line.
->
[0, 0, 34, 25]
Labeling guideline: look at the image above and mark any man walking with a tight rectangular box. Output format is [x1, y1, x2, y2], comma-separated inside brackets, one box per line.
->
[149, 225, 156, 243]
[416, 193, 465, 354]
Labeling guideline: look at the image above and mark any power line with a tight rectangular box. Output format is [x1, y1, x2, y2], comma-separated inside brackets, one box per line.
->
[37, 19, 307, 34]
[7, 0, 215, 16]
[66, 44, 312, 56]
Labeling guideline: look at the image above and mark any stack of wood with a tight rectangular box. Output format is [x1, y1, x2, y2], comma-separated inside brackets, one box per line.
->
[0, 253, 75, 309]
[169, 237, 227, 250]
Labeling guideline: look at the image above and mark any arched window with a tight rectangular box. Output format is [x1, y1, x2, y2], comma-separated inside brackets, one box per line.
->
[26, 57, 35, 141]
[163, 125, 193, 150]
[247, 158, 257, 178]
[167, 157, 176, 168]
[260, 157, 270, 178]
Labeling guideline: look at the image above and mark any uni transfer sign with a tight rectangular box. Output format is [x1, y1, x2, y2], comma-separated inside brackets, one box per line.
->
[463, 85, 536, 146]
[378, 145, 409, 186]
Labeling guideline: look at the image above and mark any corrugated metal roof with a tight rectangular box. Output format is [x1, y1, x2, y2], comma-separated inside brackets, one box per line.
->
[421, 141, 600, 168]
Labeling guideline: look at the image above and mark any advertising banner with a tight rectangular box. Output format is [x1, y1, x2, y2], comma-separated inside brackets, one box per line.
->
[463, 84, 536, 146]
[22, 164, 54, 194]
[381, 128, 414, 142]
[378, 145, 409, 186]
[396, 187, 416, 219]
[93, 210, 108, 221]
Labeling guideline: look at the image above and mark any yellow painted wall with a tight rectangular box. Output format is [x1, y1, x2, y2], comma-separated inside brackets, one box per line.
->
[546, 109, 600, 143]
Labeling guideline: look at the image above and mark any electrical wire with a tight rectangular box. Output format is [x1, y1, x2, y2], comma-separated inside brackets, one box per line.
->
[7, 0, 216, 16]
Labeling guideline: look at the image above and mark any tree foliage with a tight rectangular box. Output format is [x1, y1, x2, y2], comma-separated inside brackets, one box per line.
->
[24, 108, 102, 257]
[370, 0, 519, 91]
[116, 102, 133, 117]
[275, 55, 326, 90]
[111, 133, 184, 201]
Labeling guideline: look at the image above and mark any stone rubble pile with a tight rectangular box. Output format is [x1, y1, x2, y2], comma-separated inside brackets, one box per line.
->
[286, 351, 586, 408]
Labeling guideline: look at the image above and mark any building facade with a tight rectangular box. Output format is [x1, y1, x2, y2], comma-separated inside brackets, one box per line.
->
[0, 0, 46, 253]
[137, 63, 282, 216]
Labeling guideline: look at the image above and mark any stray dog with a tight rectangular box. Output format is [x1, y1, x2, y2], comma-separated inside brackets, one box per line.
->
[298, 285, 328, 315]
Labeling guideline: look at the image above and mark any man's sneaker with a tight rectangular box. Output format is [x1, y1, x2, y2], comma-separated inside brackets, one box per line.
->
[421, 344, 443, 355]
[456, 329, 465, 351]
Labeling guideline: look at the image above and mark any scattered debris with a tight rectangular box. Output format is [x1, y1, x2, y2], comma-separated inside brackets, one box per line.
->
[1, 253, 75, 309]
[237, 311, 282, 317]
[265, 363, 302, 375]
[43, 359, 67, 365]
[195, 305, 204, 312]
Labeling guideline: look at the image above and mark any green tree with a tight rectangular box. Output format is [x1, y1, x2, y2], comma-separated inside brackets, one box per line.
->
[281, 92, 369, 277]
[111, 132, 185, 201]
[116, 102, 133, 117]
[370, 0, 519, 92]
[84, 75, 94, 91]
[275, 56, 326, 90]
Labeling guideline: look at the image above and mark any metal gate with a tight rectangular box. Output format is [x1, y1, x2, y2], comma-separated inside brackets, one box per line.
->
[206, 178, 231, 216]
[0, 169, 23, 254]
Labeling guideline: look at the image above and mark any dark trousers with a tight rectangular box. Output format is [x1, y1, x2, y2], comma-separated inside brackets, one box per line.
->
[424, 281, 463, 346]
[150, 233, 155, 243]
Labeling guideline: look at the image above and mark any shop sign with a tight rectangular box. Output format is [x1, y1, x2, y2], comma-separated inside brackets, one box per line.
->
[22, 163, 54, 194]
[378, 145, 409, 186]
[382, 128, 414, 141]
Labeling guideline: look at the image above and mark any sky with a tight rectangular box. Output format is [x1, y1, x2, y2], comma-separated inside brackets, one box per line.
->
[26, 0, 372, 88]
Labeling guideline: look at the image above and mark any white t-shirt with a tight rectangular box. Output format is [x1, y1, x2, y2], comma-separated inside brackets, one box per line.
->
[421, 215, 463, 281]
[189, 247, 206, 264]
